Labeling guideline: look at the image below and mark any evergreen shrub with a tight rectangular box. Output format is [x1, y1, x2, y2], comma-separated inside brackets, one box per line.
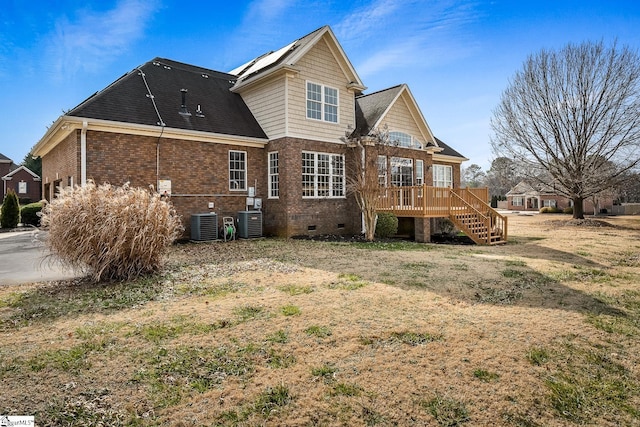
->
[20, 202, 43, 227]
[375, 212, 398, 238]
[1, 190, 20, 229]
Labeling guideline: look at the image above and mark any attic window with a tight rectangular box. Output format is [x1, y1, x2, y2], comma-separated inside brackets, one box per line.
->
[389, 131, 423, 149]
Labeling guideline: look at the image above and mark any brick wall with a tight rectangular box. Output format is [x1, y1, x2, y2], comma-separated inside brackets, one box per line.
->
[3, 169, 41, 203]
[41, 131, 79, 200]
[263, 137, 360, 237]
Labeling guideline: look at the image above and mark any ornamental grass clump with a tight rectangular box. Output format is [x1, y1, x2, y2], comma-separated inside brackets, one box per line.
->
[40, 180, 183, 282]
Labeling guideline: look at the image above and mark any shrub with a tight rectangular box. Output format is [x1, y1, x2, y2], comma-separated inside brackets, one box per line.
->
[20, 202, 43, 227]
[540, 206, 562, 214]
[40, 181, 183, 282]
[1, 190, 20, 229]
[563, 207, 573, 214]
[375, 212, 398, 238]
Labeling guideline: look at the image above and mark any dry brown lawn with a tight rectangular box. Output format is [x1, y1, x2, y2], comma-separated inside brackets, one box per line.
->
[1, 213, 639, 426]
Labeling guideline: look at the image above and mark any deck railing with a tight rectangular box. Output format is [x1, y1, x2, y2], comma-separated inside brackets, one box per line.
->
[377, 186, 488, 217]
[376, 185, 507, 244]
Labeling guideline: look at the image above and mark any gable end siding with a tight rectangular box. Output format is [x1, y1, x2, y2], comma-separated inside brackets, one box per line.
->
[287, 39, 355, 141]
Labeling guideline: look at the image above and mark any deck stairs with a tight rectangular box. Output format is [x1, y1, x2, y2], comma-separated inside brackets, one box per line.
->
[448, 190, 507, 245]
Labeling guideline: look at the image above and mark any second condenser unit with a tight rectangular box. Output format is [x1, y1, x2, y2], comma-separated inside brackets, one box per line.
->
[237, 210, 262, 239]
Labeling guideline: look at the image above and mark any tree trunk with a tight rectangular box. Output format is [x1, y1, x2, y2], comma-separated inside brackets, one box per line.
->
[572, 197, 584, 219]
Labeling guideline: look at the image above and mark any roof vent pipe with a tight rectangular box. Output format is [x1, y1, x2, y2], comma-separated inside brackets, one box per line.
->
[179, 88, 191, 116]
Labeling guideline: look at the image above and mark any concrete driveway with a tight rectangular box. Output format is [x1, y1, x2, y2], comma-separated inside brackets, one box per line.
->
[0, 230, 80, 285]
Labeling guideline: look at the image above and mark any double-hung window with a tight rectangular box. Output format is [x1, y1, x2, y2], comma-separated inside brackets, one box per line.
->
[229, 150, 246, 191]
[432, 164, 453, 188]
[18, 181, 27, 194]
[544, 199, 557, 207]
[302, 151, 345, 198]
[268, 152, 279, 198]
[306, 82, 338, 123]
[512, 196, 524, 206]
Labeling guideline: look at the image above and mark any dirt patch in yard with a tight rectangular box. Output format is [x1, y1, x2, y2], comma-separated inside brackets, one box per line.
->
[1, 214, 639, 426]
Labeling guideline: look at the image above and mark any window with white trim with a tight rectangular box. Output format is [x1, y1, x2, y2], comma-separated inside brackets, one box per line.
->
[391, 157, 413, 187]
[268, 152, 279, 198]
[512, 196, 524, 206]
[302, 151, 345, 198]
[416, 160, 424, 185]
[229, 150, 246, 191]
[432, 164, 453, 188]
[18, 181, 27, 194]
[306, 82, 339, 123]
[377, 156, 387, 186]
[544, 199, 557, 207]
[389, 131, 424, 149]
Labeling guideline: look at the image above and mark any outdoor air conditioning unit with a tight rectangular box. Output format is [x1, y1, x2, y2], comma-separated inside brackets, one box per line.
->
[190, 213, 218, 241]
[237, 210, 262, 239]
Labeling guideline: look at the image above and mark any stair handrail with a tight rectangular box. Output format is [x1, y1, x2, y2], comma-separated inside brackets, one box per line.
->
[460, 188, 508, 243]
[449, 190, 492, 244]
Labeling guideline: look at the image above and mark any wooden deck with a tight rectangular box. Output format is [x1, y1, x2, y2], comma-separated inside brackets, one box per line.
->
[376, 186, 508, 245]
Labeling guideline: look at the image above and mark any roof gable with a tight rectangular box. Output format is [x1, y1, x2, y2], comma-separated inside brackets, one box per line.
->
[69, 58, 267, 139]
[2, 165, 40, 180]
[230, 26, 365, 92]
[355, 85, 466, 160]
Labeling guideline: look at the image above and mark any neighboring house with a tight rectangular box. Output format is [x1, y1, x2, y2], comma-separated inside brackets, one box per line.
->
[1, 153, 42, 203]
[506, 180, 613, 213]
[32, 26, 502, 243]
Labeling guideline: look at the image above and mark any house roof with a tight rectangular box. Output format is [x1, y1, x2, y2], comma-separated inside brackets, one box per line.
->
[0, 153, 12, 163]
[230, 26, 366, 92]
[355, 85, 467, 160]
[2, 165, 41, 180]
[69, 58, 267, 139]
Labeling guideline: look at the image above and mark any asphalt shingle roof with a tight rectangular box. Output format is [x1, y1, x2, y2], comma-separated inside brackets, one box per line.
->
[355, 87, 466, 159]
[69, 58, 267, 139]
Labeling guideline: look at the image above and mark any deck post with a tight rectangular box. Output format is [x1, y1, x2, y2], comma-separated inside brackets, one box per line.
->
[414, 217, 431, 243]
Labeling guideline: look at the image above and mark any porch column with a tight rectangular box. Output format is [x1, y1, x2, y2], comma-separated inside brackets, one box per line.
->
[414, 217, 431, 243]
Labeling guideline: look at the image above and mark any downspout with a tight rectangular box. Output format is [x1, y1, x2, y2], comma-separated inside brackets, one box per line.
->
[81, 120, 88, 185]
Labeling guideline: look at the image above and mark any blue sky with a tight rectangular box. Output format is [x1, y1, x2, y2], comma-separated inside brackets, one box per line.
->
[1, 0, 639, 170]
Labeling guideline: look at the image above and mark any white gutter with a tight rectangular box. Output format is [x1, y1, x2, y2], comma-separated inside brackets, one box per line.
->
[81, 120, 88, 185]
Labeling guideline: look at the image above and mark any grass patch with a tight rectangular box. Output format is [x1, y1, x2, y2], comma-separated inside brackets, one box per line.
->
[253, 384, 293, 416]
[233, 305, 266, 322]
[473, 369, 500, 382]
[29, 338, 113, 373]
[330, 382, 363, 397]
[280, 304, 301, 316]
[175, 279, 245, 298]
[389, 331, 442, 346]
[348, 240, 434, 251]
[541, 337, 639, 423]
[277, 284, 314, 295]
[133, 345, 253, 407]
[526, 347, 550, 366]
[266, 349, 296, 369]
[423, 394, 470, 426]
[266, 329, 289, 344]
[0, 276, 167, 329]
[304, 325, 332, 338]
[328, 273, 369, 290]
[311, 363, 337, 382]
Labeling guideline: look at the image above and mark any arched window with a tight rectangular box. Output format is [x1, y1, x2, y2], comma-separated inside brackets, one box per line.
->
[388, 131, 423, 149]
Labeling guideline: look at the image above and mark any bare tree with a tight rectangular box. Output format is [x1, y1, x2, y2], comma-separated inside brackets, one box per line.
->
[341, 126, 393, 241]
[485, 157, 520, 197]
[491, 41, 640, 219]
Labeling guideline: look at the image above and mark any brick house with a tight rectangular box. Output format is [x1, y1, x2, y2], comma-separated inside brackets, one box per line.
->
[1, 153, 42, 204]
[506, 180, 613, 213]
[32, 26, 504, 243]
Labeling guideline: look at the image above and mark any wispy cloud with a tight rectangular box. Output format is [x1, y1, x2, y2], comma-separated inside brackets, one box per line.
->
[334, 0, 482, 78]
[45, 0, 160, 80]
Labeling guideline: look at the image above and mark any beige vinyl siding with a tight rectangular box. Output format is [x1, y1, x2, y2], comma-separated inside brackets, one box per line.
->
[379, 93, 429, 143]
[239, 78, 287, 139]
[287, 38, 355, 142]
